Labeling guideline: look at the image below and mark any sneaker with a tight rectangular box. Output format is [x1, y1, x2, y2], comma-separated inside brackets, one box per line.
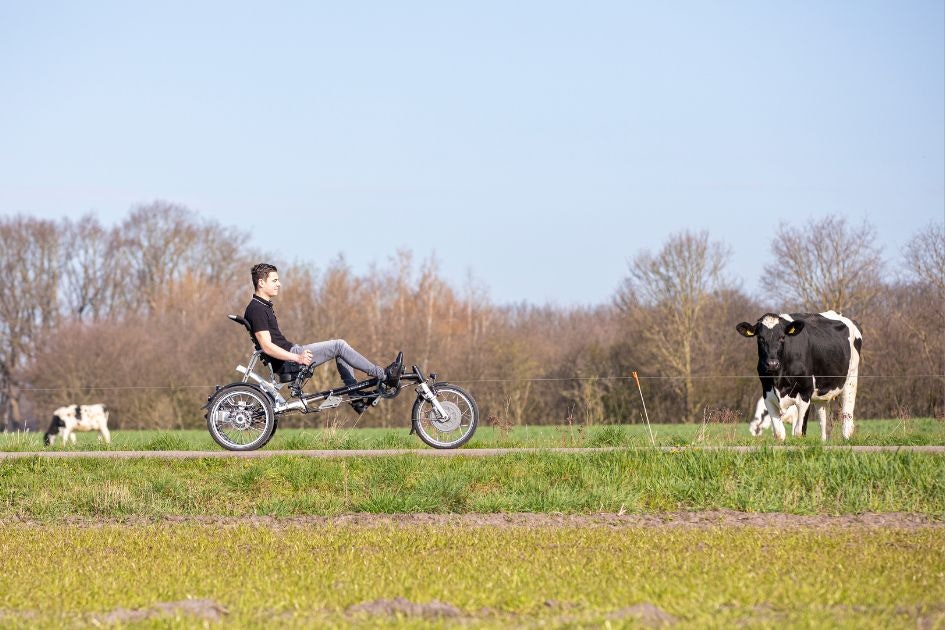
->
[384, 352, 404, 388]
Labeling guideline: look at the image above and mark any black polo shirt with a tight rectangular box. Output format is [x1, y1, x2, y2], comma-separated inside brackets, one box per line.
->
[244, 295, 294, 357]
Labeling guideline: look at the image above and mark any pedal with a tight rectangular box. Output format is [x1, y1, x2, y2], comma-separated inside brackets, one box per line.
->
[318, 395, 342, 410]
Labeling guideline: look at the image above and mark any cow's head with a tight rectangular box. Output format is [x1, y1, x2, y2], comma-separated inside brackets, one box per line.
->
[43, 415, 65, 446]
[736, 314, 805, 375]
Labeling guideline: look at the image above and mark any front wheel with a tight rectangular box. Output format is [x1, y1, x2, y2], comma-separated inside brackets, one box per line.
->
[412, 383, 478, 449]
[206, 384, 276, 451]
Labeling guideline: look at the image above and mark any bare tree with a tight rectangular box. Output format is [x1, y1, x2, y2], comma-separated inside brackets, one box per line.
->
[903, 221, 945, 305]
[0, 217, 62, 430]
[763, 215, 883, 314]
[887, 222, 945, 415]
[61, 214, 123, 321]
[115, 201, 206, 314]
[618, 230, 731, 421]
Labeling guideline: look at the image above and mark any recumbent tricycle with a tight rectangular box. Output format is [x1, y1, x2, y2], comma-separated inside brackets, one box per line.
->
[203, 315, 479, 451]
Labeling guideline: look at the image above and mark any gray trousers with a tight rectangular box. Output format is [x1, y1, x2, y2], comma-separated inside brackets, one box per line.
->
[289, 339, 384, 386]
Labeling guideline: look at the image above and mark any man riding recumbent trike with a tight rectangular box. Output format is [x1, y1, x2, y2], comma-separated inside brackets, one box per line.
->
[203, 263, 479, 451]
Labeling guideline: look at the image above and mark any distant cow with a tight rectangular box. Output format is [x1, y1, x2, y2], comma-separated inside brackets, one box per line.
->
[737, 310, 862, 441]
[44, 404, 111, 445]
[748, 396, 809, 437]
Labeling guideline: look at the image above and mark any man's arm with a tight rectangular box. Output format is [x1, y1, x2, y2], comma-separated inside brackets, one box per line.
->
[254, 331, 312, 365]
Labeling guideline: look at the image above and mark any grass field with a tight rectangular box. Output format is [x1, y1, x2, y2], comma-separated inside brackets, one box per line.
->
[2, 417, 942, 451]
[0, 521, 941, 628]
[1, 419, 941, 628]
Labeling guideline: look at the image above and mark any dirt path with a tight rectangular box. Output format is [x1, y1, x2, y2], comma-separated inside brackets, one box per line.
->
[1, 445, 942, 459]
[4, 511, 940, 530]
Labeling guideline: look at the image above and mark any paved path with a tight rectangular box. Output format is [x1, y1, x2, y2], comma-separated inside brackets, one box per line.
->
[0, 445, 941, 459]
[6, 511, 941, 530]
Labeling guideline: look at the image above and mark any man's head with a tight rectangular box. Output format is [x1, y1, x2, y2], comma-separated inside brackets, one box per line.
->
[251, 263, 280, 298]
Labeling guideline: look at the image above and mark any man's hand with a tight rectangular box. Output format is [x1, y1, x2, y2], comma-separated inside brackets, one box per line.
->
[297, 349, 313, 366]
[255, 330, 312, 365]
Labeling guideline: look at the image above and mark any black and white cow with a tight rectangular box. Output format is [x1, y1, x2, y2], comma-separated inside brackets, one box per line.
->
[737, 310, 862, 441]
[43, 404, 111, 445]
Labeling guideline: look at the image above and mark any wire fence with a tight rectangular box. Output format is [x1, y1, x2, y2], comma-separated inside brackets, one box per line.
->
[10, 372, 944, 392]
[8, 370, 942, 432]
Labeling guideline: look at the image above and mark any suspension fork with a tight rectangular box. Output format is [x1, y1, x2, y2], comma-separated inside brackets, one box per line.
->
[411, 366, 448, 419]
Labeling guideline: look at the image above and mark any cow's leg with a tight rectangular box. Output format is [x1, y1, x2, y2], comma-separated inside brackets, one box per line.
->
[749, 413, 770, 436]
[841, 378, 858, 440]
[69, 432, 77, 445]
[749, 399, 768, 436]
[815, 404, 828, 441]
[839, 339, 862, 440]
[100, 426, 111, 444]
[792, 398, 812, 438]
[780, 405, 798, 432]
[763, 393, 786, 441]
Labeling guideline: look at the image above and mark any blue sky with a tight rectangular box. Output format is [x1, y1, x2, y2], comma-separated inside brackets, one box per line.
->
[1, 1, 942, 305]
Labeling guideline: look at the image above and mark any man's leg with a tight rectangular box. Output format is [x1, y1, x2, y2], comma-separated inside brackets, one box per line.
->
[335, 358, 358, 387]
[293, 340, 385, 380]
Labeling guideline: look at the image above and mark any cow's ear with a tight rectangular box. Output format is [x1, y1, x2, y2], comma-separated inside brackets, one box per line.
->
[784, 320, 805, 336]
[736, 322, 756, 337]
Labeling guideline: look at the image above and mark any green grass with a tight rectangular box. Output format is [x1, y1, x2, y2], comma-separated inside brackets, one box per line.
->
[0, 522, 940, 628]
[3, 422, 941, 629]
[3, 417, 942, 451]
[2, 450, 941, 519]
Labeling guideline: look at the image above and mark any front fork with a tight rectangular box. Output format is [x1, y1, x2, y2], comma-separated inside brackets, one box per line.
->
[417, 381, 449, 420]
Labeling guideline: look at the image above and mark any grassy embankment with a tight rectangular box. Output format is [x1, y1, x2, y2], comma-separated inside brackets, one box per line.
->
[1, 417, 942, 451]
[2, 449, 941, 518]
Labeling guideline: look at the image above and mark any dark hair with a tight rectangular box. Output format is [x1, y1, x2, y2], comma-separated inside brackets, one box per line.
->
[251, 263, 278, 290]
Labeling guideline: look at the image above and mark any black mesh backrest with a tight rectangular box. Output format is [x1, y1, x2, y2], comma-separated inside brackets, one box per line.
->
[228, 315, 260, 351]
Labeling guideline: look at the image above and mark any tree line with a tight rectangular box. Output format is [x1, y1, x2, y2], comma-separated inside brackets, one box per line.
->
[1, 202, 942, 431]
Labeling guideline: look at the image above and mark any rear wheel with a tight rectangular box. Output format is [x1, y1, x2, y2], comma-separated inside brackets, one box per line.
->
[412, 383, 478, 449]
[206, 384, 275, 451]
